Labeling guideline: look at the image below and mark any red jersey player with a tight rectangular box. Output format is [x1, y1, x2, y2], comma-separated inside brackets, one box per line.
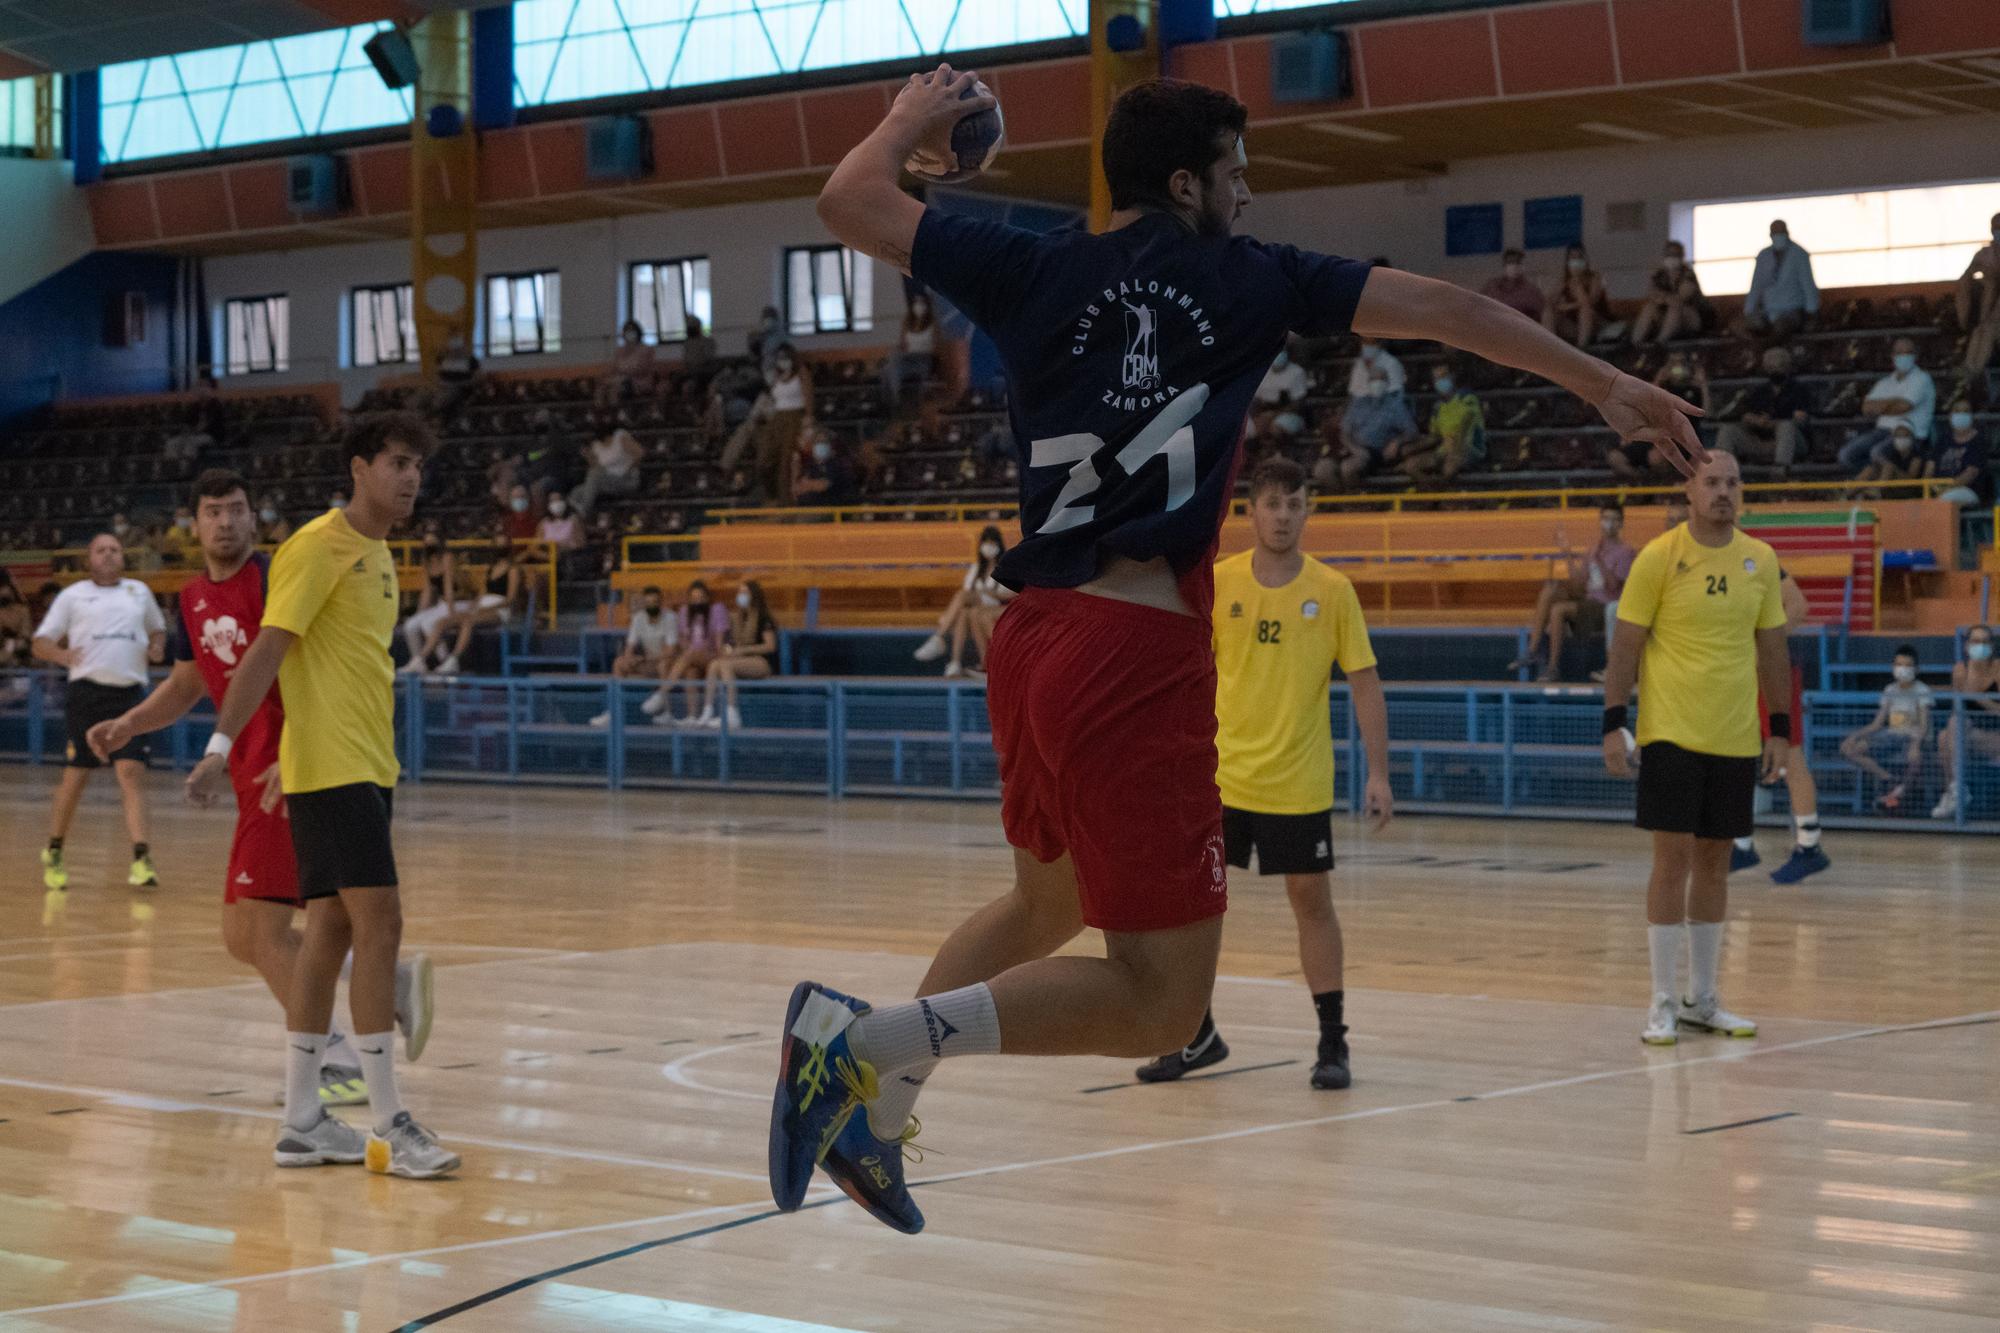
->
[90, 468, 427, 1107]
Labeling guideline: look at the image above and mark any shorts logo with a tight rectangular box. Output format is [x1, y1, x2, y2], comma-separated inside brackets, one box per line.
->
[235, 872, 253, 885]
[1204, 834, 1226, 891]
[1315, 840, 1329, 858]
[1301, 599, 1320, 620]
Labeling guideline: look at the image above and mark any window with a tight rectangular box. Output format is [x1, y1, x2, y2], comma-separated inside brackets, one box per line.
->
[1, 74, 59, 156]
[351, 283, 416, 367]
[223, 295, 289, 375]
[1683, 181, 2000, 295]
[785, 246, 872, 336]
[628, 257, 712, 344]
[485, 271, 562, 356]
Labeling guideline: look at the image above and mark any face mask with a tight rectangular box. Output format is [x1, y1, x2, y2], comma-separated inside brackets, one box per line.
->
[1893, 664, 1916, 683]
[1434, 377, 1455, 396]
[511, 497, 529, 513]
[1894, 435, 1914, 453]
[979, 542, 1000, 559]
[736, 590, 752, 609]
[549, 501, 568, 517]
[1969, 642, 1992, 662]
[1770, 236, 1789, 252]
[1663, 256, 1683, 272]
[1951, 411, 1974, 432]
[1893, 353, 1916, 374]
[777, 359, 795, 374]
[1601, 518, 1619, 534]
[1567, 258, 1586, 273]
[812, 443, 832, 463]
[1272, 352, 1289, 369]
[259, 508, 277, 524]
[1360, 346, 1379, 364]
[112, 520, 129, 535]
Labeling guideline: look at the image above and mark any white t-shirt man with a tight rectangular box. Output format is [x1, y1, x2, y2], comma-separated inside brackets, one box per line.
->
[1866, 366, 1936, 440]
[626, 607, 680, 659]
[35, 578, 165, 686]
[1256, 356, 1309, 406]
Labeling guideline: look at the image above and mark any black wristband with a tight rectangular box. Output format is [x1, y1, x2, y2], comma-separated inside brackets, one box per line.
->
[1767, 712, 1791, 741]
[1602, 705, 1628, 736]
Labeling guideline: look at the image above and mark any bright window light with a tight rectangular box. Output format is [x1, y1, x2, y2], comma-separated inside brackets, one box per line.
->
[1688, 182, 2000, 295]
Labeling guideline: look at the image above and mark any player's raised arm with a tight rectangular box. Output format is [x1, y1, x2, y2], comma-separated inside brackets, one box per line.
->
[817, 65, 994, 274]
[1352, 267, 1706, 478]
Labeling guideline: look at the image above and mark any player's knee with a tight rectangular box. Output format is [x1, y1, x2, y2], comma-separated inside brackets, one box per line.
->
[1285, 875, 1335, 924]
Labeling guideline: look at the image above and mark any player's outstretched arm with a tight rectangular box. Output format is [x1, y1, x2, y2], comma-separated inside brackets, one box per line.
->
[88, 661, 205, 761]
[186, 627, 293, 805]
[817, 64, 994, 274]
[1600, 619, 1648, 777]
[1352, 268, 1706, 477]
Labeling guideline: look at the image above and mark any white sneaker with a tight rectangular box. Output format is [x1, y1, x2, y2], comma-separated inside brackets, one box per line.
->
[365, 1110, 461, 1179]
[696, 711, 721, 730]
[1678, 995, 1757, 1038]
[397, 658, 427, 676]
[1642, 993, 1678, 1046]
[912, 633, 947, 662]
[434, 655, 461, 676]
[942, 660, 964, 678]
[640, 689, 668, 716]
[274, 1110, 367, 1167]
[652, 710, 680, 726]
[1931, 782, 1960, 820]
[396, 953, 435, 1061]
[724, 705, 742, 729]
[588, 711, 611, 728]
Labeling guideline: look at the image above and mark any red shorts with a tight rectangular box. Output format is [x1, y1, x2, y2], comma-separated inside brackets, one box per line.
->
[1759, 664, 1806, 742]
[985, 587, 1227, 933]
[225, 774, 299, 905]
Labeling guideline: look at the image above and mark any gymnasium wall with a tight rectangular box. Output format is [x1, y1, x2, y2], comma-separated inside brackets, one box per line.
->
[0, 249, 179, 421]
[0, 156, 94, 308]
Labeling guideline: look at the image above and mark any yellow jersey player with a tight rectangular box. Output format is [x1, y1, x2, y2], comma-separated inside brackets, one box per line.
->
[1602, 451, 1790, 1046]
[1137, 456, 1392, 1089]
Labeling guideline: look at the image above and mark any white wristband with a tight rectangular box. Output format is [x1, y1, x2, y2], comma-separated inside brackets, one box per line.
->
[204, 733, 234, 760]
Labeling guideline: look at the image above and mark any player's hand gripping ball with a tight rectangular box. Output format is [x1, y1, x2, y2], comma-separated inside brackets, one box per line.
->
[902, 66, 1004, 185]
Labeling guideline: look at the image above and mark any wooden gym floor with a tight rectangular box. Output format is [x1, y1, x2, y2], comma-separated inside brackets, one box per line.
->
[0, 767, 1995, 1332]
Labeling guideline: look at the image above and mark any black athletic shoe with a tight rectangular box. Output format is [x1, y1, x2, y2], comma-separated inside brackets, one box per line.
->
[1134, 1028, 1230, 1083]
[1310, 1028, 1351, 1090]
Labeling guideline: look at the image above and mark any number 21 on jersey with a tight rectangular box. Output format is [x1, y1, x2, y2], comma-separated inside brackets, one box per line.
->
[1027, 385, 1212, 535]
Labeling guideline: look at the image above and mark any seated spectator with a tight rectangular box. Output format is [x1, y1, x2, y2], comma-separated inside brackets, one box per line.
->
[502, 483, 539, 541]
[160, 505, 197, 565]
[590, 584, 682, 726]
[1716, 346, 1809, 472]
[705, 360, 766, 444]
[658, 579, 732, 724]
[680, 313, 717, 381]
[1510, 503, 1634, 681]
[418, 526, 522, 675]
[1932, 399, 1994, 507]
[255, 496, 291, 545]
[1338, 339, 1417, 485]
[0, 570, 32, 672]
[571, 415, 645, 515]
[600, 320, 656, 405]
[1954, 212, 2000, 386]
[1838, 339, 1937, 474]
[163, 376, 223, 463]
[398, 535, 467, 675]
[913, 525, 1011, 677]
[1393, 363, 1485, 483]
[1542, 244, 1617, 347]
[1480, 248, 1543, 322]
[434, 331, 483, 416]
[1839, 644, 1933, 811]
[1852, 422, 1929, 489]
[1932, 624, 2000, 819]
[1256, 344, 1310, 409]
[692, 580, 779, 729]
[881, 291, 938, 415]
[1741, 218, 1819, 339]
[793, 428, 860, 507]
[536, 491, 582, 551]
[1628, 240, 1714, 345]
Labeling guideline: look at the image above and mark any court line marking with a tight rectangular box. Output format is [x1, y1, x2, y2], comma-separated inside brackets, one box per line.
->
[1684, 1110, 1799, 1135]
[660, 1041, 766, 1103]
[2, 1003, 1993, 1323]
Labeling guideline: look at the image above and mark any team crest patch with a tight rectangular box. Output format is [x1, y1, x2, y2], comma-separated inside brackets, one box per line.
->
[1229, 602, 1244, 618]
[1743, 558, 1757, 573]
[1301, 599, 1320, 620]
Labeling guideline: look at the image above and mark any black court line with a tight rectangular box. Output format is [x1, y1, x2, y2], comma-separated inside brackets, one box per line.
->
[584, 1047, 622, 1056]
[1684, 1111, 1799, 1136]
[47, 1107, 86, 1116]
[657, 1039, 692, 1047]
[1080, 1059, 1298, 1095]
[205, 1089, 245, 1097]
[723, 1032, 759, 1040]
[437, 1062, 479, 1071]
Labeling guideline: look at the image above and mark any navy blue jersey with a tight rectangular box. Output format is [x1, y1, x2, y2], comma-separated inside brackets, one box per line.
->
[910, 209, 1371, 612]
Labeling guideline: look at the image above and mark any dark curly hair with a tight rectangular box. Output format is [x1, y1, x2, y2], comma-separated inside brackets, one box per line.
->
[1102, 78, 1247, 212]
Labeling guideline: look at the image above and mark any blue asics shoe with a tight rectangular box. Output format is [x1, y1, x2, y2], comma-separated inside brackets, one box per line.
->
[1728, 843, 1761, 873]
[822, 1109, 926, 1235]
[1769, 845, 1830, 885]
[769, 980, 877, 1213]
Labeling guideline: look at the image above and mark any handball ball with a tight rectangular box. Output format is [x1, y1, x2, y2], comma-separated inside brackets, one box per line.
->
[906, 79, 1004, 185]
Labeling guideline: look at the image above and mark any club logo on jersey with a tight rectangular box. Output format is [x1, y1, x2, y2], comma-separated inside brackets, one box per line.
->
[1230, 602, 1244, 618]
[1301, 599, 1320, 620]
[1743, 558, 1757, 573]
[1069, 277, 1217, 413]
[1121, 301, 1160, 391]
[200, 614, 248, 665]
[1204, 834, 1226, 891]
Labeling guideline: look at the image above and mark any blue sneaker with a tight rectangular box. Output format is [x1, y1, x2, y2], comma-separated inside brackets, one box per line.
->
[1729, 843, 1761, 873]
[821, 1108, 926, 1235]
[769, 980, 877, 1213]
[1769, 845, 1830, 885]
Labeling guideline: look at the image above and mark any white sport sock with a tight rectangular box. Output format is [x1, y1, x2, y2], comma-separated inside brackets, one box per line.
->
[864, 1058, 938, 1141]
[284, 1032, 326, 1132]
[1794, 814, 1821, 849]
[1733, 835, 1755, 852]
[324, 1030, 355, 1065]
[353, 1031, 405, 1134]
[846, 984, 1002, 1076]
[1688, 921, 1724, 1004]
[1647, 924, 1683, 1002]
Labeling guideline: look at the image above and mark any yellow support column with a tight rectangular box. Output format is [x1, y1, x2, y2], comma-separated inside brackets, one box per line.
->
[1087, 0, 1159, 233]
[410, 13, 479, 381]
[31, 74, 55, 159]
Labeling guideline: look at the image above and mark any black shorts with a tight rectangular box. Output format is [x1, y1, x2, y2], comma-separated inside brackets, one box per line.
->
[1635, 742, 1757, 841]
[65, 680, 148, 768]
[1222, 806, 1335, 876]
[287, 783, 398, 899]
